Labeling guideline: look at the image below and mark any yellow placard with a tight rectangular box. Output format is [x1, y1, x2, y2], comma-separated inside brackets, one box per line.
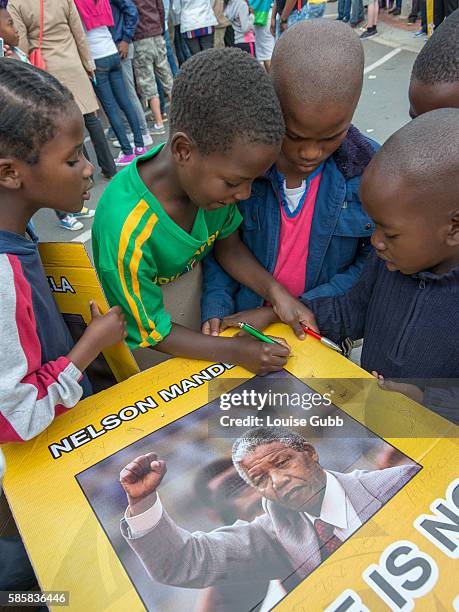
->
[39, 242, 139, 387]
[2, 325, 458, 611]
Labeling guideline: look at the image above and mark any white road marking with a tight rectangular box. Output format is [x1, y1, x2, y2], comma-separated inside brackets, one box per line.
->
[363, 47, 402, 74]
[71, 229, 92, 243]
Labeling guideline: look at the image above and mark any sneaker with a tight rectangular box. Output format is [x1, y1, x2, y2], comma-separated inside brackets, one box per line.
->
[135, 146, 148, 156]
[414, 29, 427, 36]
[360, 27, 378, 38]
[58, 215, 84, 231]
[72, 206, 95, 219]
[350, 19, 364, 27]
[392, 8, 401, 15]
[407, 14, 418, 23]
[142, 132, 153, 146]
[114, 152, 136, 166]
[151, 123, 166, 135]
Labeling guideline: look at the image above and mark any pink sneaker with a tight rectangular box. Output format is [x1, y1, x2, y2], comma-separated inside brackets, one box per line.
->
[114, 151, 136, 166]
[135, 146, 148, 156]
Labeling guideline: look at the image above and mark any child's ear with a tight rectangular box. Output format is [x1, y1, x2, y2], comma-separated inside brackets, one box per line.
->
[170, 133, 194, 165]
[446, 208, 459, 247]
[0, 159, 22, 190]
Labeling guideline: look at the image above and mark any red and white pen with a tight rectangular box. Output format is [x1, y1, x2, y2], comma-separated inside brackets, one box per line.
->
[301, 324, 343, 353]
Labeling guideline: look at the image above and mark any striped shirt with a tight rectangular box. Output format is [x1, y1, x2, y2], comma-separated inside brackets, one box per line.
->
[92, 145, 242, 349]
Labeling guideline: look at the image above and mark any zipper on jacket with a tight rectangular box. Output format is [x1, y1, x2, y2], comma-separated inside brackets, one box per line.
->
[391, 279, 428, 362]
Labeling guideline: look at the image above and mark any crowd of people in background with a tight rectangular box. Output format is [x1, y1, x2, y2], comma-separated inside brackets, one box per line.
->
[0, 0, 457, 229]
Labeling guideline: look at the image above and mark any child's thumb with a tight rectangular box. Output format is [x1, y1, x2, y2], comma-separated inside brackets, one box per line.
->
[89, 300, 100, 319]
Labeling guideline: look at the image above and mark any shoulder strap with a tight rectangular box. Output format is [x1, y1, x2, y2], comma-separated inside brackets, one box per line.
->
[38, 0, 45, 49]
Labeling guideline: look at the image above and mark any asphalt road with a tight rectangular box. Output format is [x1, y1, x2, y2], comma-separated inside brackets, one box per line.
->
[32, 36, 417, 256]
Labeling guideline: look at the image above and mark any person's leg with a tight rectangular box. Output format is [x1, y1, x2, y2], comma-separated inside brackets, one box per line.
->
[164, 29, 178, 76]
[420, 0, 428, 29]
[433, 0, 445, 26]
[107, 54, 144, 149]
[186, 37, 202, 54]
[338, 0, 346, 18]
[94, 55, 133, 155]
[121, 46, 149, 135]
[174, 25, 191, 64]
[133, 38, 164, 129]
[350, 0, 364, 22]
[156, 78, 166, 115]
[83, 112, 116, 178]
[198, 33, 215, 51]
[152, 35, 174, 99]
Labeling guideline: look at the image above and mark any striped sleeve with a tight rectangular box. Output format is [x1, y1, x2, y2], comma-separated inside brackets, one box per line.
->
[98, 200, 172, 349]
[0, 254, 83, 443]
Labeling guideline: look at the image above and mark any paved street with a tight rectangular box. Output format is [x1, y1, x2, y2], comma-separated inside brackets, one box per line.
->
[32, 21, 420, 257]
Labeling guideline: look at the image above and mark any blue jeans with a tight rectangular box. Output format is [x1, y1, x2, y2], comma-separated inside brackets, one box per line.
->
[350, 0, 364, 22]
[338, 0, 351, 19]
[307, 2, 326, 17]
[93, 53, 143, 155]
[157, 29, 178, 114]
[174, 24, 192, 65]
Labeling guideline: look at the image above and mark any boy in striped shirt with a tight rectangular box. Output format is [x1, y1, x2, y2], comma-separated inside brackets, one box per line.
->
[92, 48, 313, 375]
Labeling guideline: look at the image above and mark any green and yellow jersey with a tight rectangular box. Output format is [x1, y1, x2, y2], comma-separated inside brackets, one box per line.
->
[92, 145, 242, 349]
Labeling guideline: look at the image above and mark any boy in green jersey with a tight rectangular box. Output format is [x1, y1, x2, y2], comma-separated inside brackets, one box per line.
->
[92, 48, 313, 374]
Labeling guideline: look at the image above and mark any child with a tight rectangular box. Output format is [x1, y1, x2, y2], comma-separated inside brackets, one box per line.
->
[408, 9, 459, 119]
[0, 59, 127, 443]
[92, 48, 312, 375]
[230, 110, 459, 423]
[224, 0, 256, 56]
[202, 21, 377, 337]
[0, 0, 28, 62]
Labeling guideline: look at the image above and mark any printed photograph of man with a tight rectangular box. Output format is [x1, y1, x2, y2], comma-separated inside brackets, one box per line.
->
[119, 427, 420, 607]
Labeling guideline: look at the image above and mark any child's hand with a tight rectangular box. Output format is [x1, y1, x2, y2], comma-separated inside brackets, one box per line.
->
[201, 318, 221, 336]
[85, 302, 127, 350]
[67, 303, 127, 373]
[372, 372, 424, 404]
[268, 286, 319, 339]
[221, 307, 278, 332]
[231, 334, 291, 375]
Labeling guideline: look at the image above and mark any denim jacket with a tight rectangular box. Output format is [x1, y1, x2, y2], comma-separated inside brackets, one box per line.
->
[201, 126, 379, 323]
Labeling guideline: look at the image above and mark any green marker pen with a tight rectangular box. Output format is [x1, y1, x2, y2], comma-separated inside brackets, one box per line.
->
[238, 322, 285, 346]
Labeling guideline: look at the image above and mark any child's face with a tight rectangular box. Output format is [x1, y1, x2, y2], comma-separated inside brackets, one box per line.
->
[175, 138, 280, 210]
[409, 77, 459, 118]
[278, 99, 355, 175]
[360, 164, 459, 275]
[18, 105, 94, 214]
[0, 10, 19, 47]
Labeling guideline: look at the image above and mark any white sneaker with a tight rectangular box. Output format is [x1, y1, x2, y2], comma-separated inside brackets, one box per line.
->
[58, 215, 84, 231]
[151, 123, 166, 135]
[143, 132, 153, 146]
[113, 133, 152, 147]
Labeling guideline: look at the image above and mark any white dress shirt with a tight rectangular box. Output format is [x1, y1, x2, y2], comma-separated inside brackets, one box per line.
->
[304, 472, 362, 540]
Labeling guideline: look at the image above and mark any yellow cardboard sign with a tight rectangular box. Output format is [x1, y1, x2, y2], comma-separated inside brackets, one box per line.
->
[39, 242, 139, 388]
[2, 325, 458, 611]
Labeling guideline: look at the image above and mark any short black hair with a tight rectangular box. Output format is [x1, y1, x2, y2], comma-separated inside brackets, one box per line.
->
[271, 20, 364, 109]
[412, 9, 459, 84]
[0, 59, 76, 164]
[170, 48, 285, 155]
[369, 108, 459, 207]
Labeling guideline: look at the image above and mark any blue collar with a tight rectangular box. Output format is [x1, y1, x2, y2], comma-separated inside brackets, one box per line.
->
[275, 163, 324, 219]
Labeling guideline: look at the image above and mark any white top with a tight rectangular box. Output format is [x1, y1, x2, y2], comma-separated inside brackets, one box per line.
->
[173, 0, 218, 33]
[283, 180, 306, 214]
[304, 471, 362, 540]
[124, 471, 362, 540]
[86, 26, 118, 60]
